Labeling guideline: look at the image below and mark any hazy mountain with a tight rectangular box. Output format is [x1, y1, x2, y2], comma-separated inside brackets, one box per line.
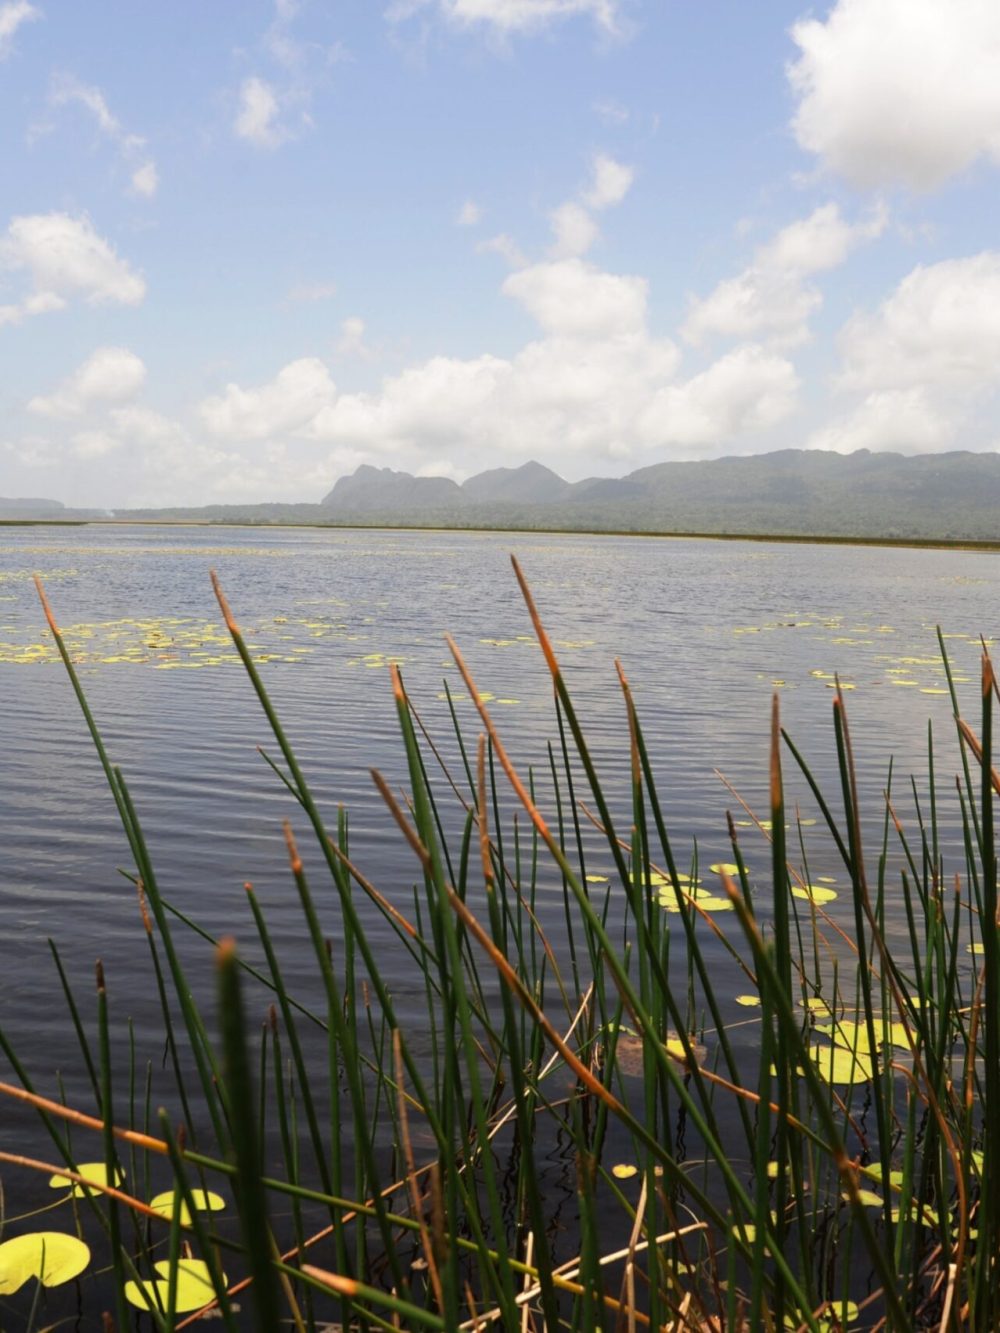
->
[322, 465, 464, 511]
[11, 449, 1000, 542]
[312, 449, 1000, 542]
[0, 496, 66, 517]
[461, 460, 570, 504]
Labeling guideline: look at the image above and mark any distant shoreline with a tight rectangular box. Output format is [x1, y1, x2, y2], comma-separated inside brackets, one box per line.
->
[4, 515, 1000, 554]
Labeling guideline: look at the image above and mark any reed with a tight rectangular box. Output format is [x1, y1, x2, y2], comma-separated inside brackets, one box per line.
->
[1, 560, 997, 1331]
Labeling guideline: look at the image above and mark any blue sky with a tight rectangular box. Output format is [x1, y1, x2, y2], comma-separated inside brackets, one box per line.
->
[2, 0, 1000, 508]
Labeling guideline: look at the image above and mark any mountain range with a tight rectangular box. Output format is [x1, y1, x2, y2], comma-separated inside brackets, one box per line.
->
[6, 449, 1000, 542]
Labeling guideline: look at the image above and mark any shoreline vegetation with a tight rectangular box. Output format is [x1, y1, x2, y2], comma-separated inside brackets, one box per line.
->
[1, 559, 999, 1329]
[4, 514, 1000, 555]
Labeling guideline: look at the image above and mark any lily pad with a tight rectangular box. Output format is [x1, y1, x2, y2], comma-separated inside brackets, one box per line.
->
[124, 1258, 224, 1313]
[815, 1017, 910, 1052]
[792, 884, 838, 905]
[0, 1232, 90, 1293]
[48, 1161, 123, 1197]
[611, 1164, 638, 1180]
[735, 994, 761, 1008]
[149, 1189, 226, 1227]
[807, 1042, 874, 1084]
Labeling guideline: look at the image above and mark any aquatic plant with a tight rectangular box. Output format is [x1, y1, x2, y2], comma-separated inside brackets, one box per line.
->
[0, 559, 997, 1330]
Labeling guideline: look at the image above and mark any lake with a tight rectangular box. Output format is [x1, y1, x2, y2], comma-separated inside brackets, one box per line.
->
[1, 522, 996, 1319]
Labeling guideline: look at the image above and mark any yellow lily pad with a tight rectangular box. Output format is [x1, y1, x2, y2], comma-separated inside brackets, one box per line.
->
[148, 1189, 226, 1227]
[735, 994, 761, 1007]
[792, 884, 838, 905]
[124, 1258, 224, 1313]
[807, 1042, 874, 1084]
[815, 1018, 910, 1052]
[814, 1301, 860, 1332]
[48, 1161, 123, 1197]
[0, 1232, 90, 1293]
[612, 1164, 638, 1180]
[848, 1189, 884, 1209]
[710, 862, 740, 875]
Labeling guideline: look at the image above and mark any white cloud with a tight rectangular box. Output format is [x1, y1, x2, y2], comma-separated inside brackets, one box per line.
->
[50, 74, 133, 142]
[130, 162, 159, 198]
[477, 232, 528, 268]
[583, 152, 634, 209]
[806, 389, 955, 454]
[200, 357, 338, 440]
[549, 202, 599, 258]
[29, 347, 147, 418]
[808, 252, 1000, 455]
[504, 257, 646, 338]
[684, 203, 887, 347]
[683, 272, 821, 350]
[788, 0, 1000, 189]
[48, 74, 157, 195]
[71, 428, 122, 460]
[638, 345, 799, 449]
[0, 212, 146, 323]
[202, 247, 796, 482]
[456, 199, 482, 226]
[336, 316, 370, 356]
[0, 2, 39, 59]
[234, 76, 286, 148]
[757, 202, 887, 276]
[837, 252, 1000, 391]
[388, 0, 622, 35]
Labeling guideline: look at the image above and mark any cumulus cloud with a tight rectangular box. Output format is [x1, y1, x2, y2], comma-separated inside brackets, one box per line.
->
[545, 152, 632, 258]
[28, 347, 147, 418]
[549, 202, 599, 258]
[200, 357, 338, 439]
[808, 252, 1000, 454]
[504, 257, 646, 338]
[199, 247, 797, 480]
[0, 212, 145, 324]
[638, 345, 799, 449]
[234, 76, 286, 148]
[684, 203, 887, 347]
[806, 389, 955, 454]
[387, 0, 623, 36]
[836, 252, 1000, 391]
[583, 152, 634, 209]
[0, 2, 39, 59]
[788, 0, 1000, 189]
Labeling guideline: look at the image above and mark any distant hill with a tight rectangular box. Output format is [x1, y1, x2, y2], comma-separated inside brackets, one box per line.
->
[11, 449, 1000, 542]
[313, 449, 1000, 541]
[460, 460, 570, 505]
[0, 496, 67, 518]
[322, 465, 464, 512]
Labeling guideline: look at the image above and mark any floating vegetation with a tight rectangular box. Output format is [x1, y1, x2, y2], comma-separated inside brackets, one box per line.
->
[3, 572, 1000, 1331]
[0, 1233, 90, 1294]
[48, 1162, 123, 1197]
[124, 1259, 223, 1314]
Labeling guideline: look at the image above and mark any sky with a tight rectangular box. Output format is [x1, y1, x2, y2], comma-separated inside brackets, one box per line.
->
[2, 0, 1000, 509]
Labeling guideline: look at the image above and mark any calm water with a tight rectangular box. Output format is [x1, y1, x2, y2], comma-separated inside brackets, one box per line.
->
[1, 523, 996, 1306]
